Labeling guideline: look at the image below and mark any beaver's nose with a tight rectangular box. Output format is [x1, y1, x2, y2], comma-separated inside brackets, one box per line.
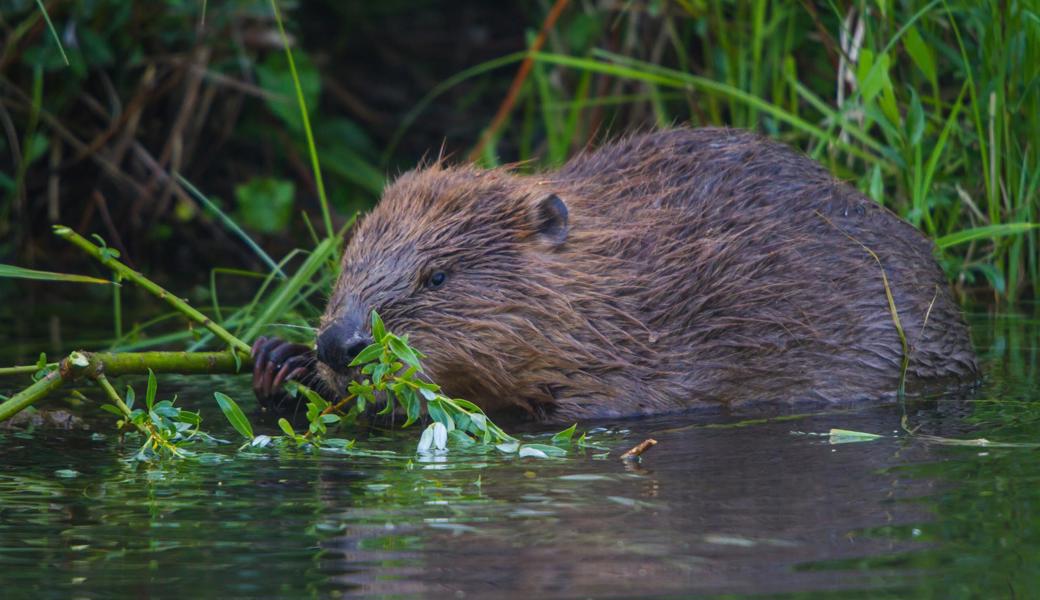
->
[316, 320, 373, 374]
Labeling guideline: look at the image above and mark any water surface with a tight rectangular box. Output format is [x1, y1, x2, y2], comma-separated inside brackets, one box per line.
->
[1, 310, 1037, 598]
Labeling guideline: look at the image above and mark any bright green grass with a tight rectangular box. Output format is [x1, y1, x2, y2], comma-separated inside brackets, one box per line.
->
[463, 0, 1039, 302]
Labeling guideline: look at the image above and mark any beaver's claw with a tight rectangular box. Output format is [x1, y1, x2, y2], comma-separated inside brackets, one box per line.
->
[251, 336, 314, 418]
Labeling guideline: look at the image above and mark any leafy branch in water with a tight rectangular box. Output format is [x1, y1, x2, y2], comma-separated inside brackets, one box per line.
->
[228, 311, 581, 458]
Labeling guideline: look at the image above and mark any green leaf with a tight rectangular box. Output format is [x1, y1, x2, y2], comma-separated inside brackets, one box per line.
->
[856, 50, 885, 104]
[320, 414, 341, 424]
[297, 384, 328, 411]
[828, 428, 883, 444]
[903, 25, 937, 87]
[496, 441, 520, 453]
[448, 429, 476, 447]
[145, 369, 157, 411]
[417, 423, 436, 452]
[401, 387, 421, 428]
[0, 264, 113, 285]
[256, 49, 320, 132]
[371, 310, 387, 341]
[387, 335, 422, 369]
[907, 88, 925, 146]
[99, 404, 123, 417]
[935, 223, 1040, 249]
[278, 418, 297, 438]
[215, 392, 254, 440]
[520, 443, 567, 457]
[432, 421, 448, 450]
[427, 400, 454, 431]
[176, 411, 201, 426]
[234, 177, 295, 234]
[124, 385, 135, 410]
[348, 342, 383, 367]
[518, 446, 549, 459]
[551, 423, 577, 445]
[468, 412, 487, 432]
[868, 164, 884, 204]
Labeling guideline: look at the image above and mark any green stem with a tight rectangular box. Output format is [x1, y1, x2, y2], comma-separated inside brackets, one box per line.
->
[95, 373, 183, 456]
[0, 350, 248, 422]
[0, 368, 68, 422]
[0, 364, 56, 376]
[269, 0, 333, 240]
[54, 225, 251, 355]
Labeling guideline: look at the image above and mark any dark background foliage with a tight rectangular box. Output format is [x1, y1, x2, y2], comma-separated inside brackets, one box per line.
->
[2, 0, 1038, 302]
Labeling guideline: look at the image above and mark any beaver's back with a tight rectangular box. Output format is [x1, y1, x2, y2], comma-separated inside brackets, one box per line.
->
[541, 128, 977, 415]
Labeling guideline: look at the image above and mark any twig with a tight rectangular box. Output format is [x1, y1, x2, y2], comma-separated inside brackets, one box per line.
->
[467, 0, 571, 162]
[620, 438, 658, 461]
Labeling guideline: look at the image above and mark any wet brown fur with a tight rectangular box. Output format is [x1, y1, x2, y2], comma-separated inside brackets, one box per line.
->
[318, 128, 978, 421]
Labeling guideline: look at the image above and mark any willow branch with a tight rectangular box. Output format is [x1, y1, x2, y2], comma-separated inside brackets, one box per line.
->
[0, 350, 247, 422]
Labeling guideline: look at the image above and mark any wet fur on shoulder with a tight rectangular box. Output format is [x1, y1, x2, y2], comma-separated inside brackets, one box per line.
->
[318, 128, 978, 421]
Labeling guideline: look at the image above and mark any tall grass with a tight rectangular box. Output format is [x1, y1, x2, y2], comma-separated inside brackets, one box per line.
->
[469, 0, 1039, 302]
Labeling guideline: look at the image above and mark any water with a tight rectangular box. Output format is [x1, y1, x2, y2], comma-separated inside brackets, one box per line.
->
[0, 311, 1037, 598]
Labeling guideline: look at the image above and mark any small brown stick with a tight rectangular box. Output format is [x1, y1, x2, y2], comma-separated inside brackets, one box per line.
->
[620, 438, 658, 461]
[467, 0, 571, 162]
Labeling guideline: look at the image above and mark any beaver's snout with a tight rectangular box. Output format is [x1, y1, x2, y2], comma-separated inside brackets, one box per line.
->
[316, 318, 373, 375]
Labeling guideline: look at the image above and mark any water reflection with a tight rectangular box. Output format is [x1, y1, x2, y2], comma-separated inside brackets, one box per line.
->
[0, 310, 1037, 598]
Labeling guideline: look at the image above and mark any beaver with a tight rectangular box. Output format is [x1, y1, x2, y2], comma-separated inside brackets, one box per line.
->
[252, 128, 979, 422]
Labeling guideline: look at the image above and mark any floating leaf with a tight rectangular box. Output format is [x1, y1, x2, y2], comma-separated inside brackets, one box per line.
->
[828, 428, 884, 444]
[518, 446, 549, 459]
[520, 443, 567, 458]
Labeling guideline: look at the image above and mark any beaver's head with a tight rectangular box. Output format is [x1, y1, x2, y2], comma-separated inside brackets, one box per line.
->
[314, 164, 577, 415]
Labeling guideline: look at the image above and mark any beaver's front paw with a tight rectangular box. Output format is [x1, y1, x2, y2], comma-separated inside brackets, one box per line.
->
[251, 336, 314, 418]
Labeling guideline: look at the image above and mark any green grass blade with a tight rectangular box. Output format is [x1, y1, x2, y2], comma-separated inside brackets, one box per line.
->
[176, 174, 285, 279]
[935, 224, 1040, 249]
[538, 50, 883, 165]
[269, 0, 333, 240]
[34, 0, 69, 66]
[0, 264, 113, 285]
[240, 237, 338, 342]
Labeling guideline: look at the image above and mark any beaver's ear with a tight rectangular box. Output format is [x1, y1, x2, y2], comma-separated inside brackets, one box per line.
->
[531, 193, 568, 244]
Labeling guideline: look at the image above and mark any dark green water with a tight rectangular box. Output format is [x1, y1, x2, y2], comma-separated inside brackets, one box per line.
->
[1, 311, 1037, 599]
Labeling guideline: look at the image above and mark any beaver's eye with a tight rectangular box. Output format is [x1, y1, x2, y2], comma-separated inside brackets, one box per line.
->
[427, 271, 447, 289]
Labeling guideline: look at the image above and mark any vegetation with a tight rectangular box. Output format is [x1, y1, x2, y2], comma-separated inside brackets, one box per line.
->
[0, 1, 1038, 456]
